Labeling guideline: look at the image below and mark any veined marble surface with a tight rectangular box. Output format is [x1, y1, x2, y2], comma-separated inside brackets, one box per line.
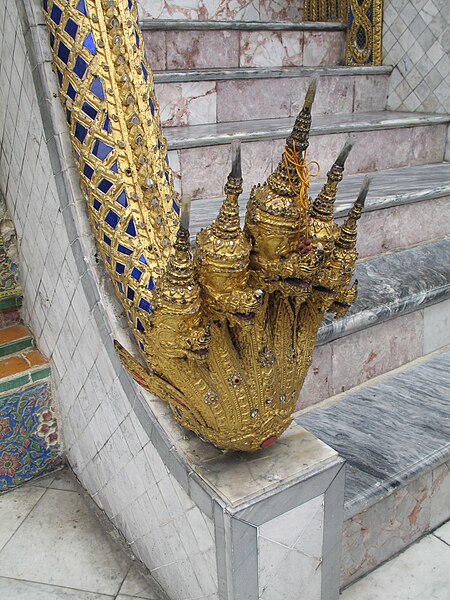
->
[154, 65, 390, 84]
[164, 110, 450, 149]
[189, 162, 450, 233]
[140, 19, 345, 31]
[296, 349, 450, 516]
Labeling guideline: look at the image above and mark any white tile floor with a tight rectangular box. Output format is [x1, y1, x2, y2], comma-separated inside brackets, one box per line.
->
[0, 468, 165, 600]
[0, 467, 449, 600]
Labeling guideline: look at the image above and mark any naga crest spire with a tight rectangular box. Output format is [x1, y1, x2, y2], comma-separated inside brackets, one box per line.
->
[43, 0, 368, 452]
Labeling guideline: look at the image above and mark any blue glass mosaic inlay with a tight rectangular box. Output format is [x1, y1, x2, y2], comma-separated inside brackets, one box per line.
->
[50, 3, 62, 24]
[116, 262, 125, 274]
[125, 218, 136, 237]
[136, 318, 145, 333]
[118, 244, 132, 255]
[82, 102, 98, 120]
[91, 77, 104, 100]
[67, 82, 76, 100]
[92, 139, 113, 161]
[98, 178, 113, 194]
[93, 198, 101, 211]
[76, 0, 87, 15]
[116, 191, 128, 208]
[74, 56, 88, 79]
[64, 18, 78, 39]
[57, 41, 70, 64]
[131, 267, 142, 281]
[127, 287, 135, 301]
[83, 32, 96, 55]
[83, 163, 94, 179]
[105, 209, 120, 229]
[74, 122, 88, 143]
[139, 298, 151, 313]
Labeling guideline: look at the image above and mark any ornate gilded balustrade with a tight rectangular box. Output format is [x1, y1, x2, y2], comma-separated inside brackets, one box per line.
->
[304, 0, 383, 66]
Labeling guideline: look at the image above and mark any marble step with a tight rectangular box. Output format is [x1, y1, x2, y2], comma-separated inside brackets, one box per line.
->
[295, 346, 450, 586]
[0, 324, 34, 358]
[137, 0, 307, 23]
[299, 238, 450, 409]
[143, 21, 345, 72]
[190, 162, 450, 260]
[154, 66, 390, 126]
[165, 111, 450, 201]
[0, 347, 51, 394]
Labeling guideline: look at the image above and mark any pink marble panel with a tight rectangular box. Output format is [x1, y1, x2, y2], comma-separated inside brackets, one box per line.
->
[292, 76, 354, 116]
[353, 75, 389, 112]
[240, 31, 304, 68]
[216, 78, 294, 122]
[166, 30, 239, 70]
[180, 140, 272, 200]
[307, 133, 348, 185]
[330, 311, 424, 396]
[297, 343, 333, 410]
[410, 124, 447, 165]
[142, 31, 166, 71]
[166, 150, 182, 195]
[430, 459, 450, 530]
[259, 0, 304, 21]
[341, 471, 432, 586]
[155, 82, 217, 127]
[302, 31, 345, 67]
[346, 128, 415, 174]
[137, 0, 259, 21]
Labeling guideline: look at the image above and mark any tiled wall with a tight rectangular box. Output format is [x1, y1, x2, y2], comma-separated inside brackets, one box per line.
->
[383, 0, 450, 114]
[0, 2, 217, 597]
[137, 0, 304, 21]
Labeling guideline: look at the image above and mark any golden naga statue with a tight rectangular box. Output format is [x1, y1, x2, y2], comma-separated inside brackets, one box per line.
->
[43, 0, 369, 451]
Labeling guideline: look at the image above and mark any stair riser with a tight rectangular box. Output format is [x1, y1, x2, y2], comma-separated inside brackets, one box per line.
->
[0, 307, 21, 328]
[144, 29, 344, 71]
[167, 124, 447, 200]
[341, 458, 450, 587]
[156, 74, 388, 127]
[138, 0, 304, 22]
[299, 302, 450, 410]
[341, 195, 450, 260]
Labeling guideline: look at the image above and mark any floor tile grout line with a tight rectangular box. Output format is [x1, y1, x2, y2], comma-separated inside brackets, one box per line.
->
[431, 532, 450, 549]
[0, 573, 117, 597]
[114, 563, 133, 600]
[0, 486, 49, 555]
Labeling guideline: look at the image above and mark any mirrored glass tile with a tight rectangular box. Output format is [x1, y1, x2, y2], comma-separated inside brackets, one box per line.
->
[131, 267, 142, 281]
[64, 18, 78, 40]
[57, 41, 70, 64]
[103, 115, 111, 133]
[84, 163, 94, 179]
[92, 139, 113, 161]
[98, 178, 113, 193]
[118, 244, 132, 255]
[93, 198, 101, 211]
[126, 287, 135, 301]
[110, 161, 118, 173]
[138, 255, 147, 265]
[83, 32, 96, 55]
[67, 82, 76, 100]
[139, 298, 151, 313]
[103, 234, 111, 246]
[125, 218, 136, 237]
[115, 262, 125, 274]
[76, 0, 87, 15]
[116, 190, 127, 208]
[90, 77, 104, 100]
[105, 209, 120, 228]
[82, 102, 98, 120]
[50, 3, 62, 24]
[74, 56, 88, 79]
[74, 122, 88, 143]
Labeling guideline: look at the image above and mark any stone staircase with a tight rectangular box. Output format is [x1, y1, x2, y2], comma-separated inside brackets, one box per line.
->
[0, 204, 61, 491]
[140, 3, 450, 590]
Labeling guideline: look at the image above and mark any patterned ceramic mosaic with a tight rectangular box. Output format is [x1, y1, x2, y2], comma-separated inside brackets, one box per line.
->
[0, 382, 62, 491]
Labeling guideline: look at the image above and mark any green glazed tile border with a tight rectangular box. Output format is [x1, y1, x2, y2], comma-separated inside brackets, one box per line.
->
[0, 336, 33, 358]
[31, 367, 51, 382]
[0, 374, 30, 394]
[0, 296, 23, 310]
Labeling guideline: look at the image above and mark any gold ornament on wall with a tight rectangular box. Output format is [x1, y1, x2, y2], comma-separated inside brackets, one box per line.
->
[43, 0, 369, 452]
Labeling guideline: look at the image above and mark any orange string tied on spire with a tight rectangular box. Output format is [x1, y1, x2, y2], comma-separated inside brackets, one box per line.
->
[283, 140, 320, 240]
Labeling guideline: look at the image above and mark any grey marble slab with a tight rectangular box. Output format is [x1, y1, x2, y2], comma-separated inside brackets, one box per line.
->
[154, 65, 391, 84]
[164, 111, 450, 149]
[140, 19, 346, 31]
[189, 162, 450, 235]
[296, 349, 450, 516]
[317, 238, 450, 346]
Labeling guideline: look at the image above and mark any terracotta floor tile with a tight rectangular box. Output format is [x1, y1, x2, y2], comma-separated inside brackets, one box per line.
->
[24, 350, 47, 368]
[0, 325, 30, 346]
[0, 355, 29, 379]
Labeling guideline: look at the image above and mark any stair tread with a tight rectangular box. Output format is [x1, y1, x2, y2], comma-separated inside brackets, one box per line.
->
[190, 163, 450, 235]
[0, 349, 48, 381]
[141, 19, 346, 32]
[0, 324, 32, 347]
[154, 65, 390, 83]
[296, 347, 450, 516]
[165, 110, 450, 149]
